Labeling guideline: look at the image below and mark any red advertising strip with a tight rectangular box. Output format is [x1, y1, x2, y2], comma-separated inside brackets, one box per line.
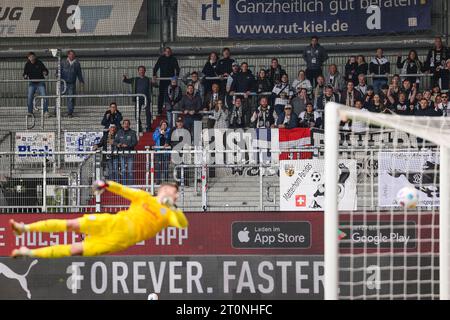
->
[0, 212, 438, 257]
[0, 212, 323, 256]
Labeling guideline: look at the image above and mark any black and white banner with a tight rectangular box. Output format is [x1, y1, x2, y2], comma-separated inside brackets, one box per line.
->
[64, 131, 102, 162]
[378, 151, 440, 207]
[15, 132, 55, 163]
[0, 0, 147, 38]
[279, 159, 357, 211]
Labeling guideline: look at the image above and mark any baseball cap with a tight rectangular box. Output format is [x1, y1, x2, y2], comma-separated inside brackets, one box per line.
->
[171, 76, 178, 81]
[232, 62, 239, 67]
[109, 124, 116, 128]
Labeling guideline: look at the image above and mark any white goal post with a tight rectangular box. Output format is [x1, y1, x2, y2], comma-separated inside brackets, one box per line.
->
[324, 102, 450, 300]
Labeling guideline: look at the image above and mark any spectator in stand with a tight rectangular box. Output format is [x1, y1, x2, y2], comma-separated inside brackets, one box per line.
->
[170, 116, 191, 185]
[423, 90, 435, 109]
[345, 56, 358, 85]
[316, 85, 339, 111]
[299, 102, 322, 129]
[291, 70, 313, 96]
[379, 84, 390, 106]
[211, 100, 229, 129]
[61, 50, 84, 118]
[256, 69, 272, 95]
[23, 52, 49, 117]
[217, 48, 235, 94]
[204, 83, 224, 111]
[303, 36, 328, 87]
[272, 73, 294, 117]
[93, 124, 118, 180]
[164, 77, 183, 129]
[366, 94, 389, 113]
[152, 120, 171, 184]
[266, 58, 287, 86]
[325, 64, 346, 93]
[180, 84, 202, 132]
[415, 92, 423, 104]
[250, 97, 275, 129]
[356, 55, 369, 78]
[435, 94, 443, 108]
[114, 119, 137, 185]
[230, 62, 256, 126]
[350, 100, 369, 133]
[389, 75, 401, 99]
[369, 48, 390, 94]
[101, 102, 123, 133]
[226, 62, 240, 95]
[340, 81, 362, 107]
[276, 104, 298, 129]
[228, 97, 245, 129]
[291, 87, 310, 116]
[123, 66, 155, 132]
[217, 48, 235, 76]
[202, 52, 220, 94]
[439, 59, 450, 91]
[186, 71, 205, 104]
[389, 92, 414, 115]
[387, 78, 401, 105]
[437, 93, 450, 116]
[313, 75, 326, 107]
[355, 74, 368, 97]
[153, 47, 180, 115]
[400, 79, 417, 103]
[363, 85, 375, 105]
[397, 50, 423, 89]
[415, 98, 442, 116]
[431, 84, 442, 102]
[424, 36, 450, 87]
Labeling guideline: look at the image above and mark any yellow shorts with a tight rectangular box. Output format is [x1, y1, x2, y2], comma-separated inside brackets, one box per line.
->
[78, 213, 133, 256]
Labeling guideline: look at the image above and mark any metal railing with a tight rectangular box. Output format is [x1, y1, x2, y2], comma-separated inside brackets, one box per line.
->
[0, 140, 440, 213]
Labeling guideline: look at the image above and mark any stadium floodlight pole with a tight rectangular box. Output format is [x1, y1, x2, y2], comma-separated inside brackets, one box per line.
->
[324, 102, 340, 300]
[440, 145, 450, 300]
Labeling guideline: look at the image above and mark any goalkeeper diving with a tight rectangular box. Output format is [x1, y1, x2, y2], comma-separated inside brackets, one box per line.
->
[9, 180, 188, 258]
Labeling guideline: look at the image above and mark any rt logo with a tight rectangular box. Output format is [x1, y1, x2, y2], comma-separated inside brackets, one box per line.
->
[201, 0, 223, 21]
[238, 227, 250, 243]
[0, 260, 38, 299]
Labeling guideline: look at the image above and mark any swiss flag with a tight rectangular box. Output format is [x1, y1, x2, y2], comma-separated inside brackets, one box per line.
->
[295, 195, 307, 207]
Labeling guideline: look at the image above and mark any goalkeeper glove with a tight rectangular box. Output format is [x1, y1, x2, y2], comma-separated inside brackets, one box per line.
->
[92, 180, 109, 195]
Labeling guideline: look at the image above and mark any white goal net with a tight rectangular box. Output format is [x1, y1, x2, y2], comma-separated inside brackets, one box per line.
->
[324, 103, 450, 300]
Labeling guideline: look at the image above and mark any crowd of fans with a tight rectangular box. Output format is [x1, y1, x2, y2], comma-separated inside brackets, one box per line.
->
[22, 36, 450, 132]
[147, 36, 450, 134]
[19, 35, 450, 184]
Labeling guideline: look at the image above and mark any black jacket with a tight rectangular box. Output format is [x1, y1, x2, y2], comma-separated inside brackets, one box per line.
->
[256, 78, 273, 94]
[266, 65, 287, 86]
[414, 107, 443, 117]
[345, 62, 358, 84]
[23, 59, 49, 82]
[153, 55, 180, 78]
[101, 110, 123, 130]
[202, 61, 220, 92]
[217, 57, 235, 75]
[230, 71, 256, 93]
[424, 47, 450, 72]
[369, 57, 390, 80]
